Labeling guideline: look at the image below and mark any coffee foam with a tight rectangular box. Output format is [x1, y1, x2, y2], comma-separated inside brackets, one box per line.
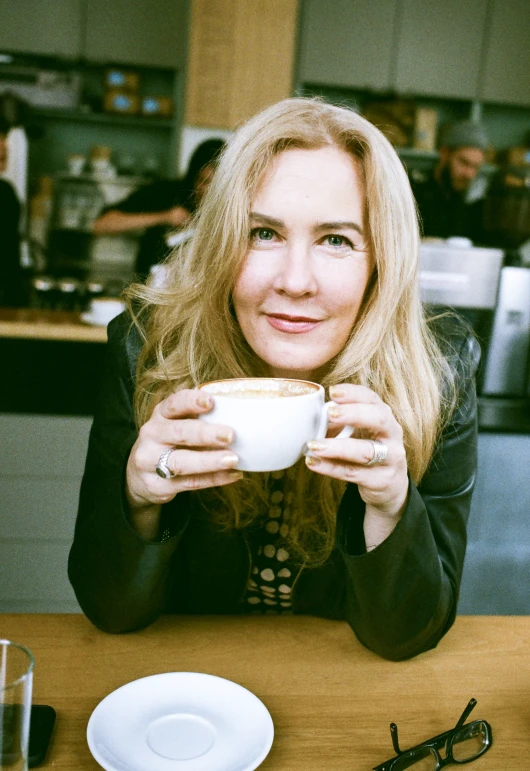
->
[201, 379, 318, 398]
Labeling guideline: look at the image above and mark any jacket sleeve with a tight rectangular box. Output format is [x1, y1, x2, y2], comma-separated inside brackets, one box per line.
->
[336, 327, 480, 660]
[68, 313, 190, 633]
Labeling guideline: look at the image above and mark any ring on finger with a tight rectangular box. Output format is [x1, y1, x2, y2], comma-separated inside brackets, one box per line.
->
[365, 439, 388, 466]
[156, 448, 177, 479]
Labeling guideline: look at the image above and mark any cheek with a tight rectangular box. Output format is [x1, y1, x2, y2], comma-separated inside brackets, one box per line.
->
[325, 264, 371, 325]
[232, 261, 263, 323]
[233, 256, 275, 311]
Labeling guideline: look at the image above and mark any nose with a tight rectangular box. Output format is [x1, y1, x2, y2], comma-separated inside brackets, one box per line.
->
[273, 240, 318, 297]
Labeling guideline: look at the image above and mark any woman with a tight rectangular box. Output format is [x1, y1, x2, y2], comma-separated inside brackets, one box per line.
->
[69, 98, 479, 661]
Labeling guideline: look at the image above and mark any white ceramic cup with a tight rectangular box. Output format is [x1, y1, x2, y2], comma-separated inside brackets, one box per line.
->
[198, 377, 353, 472]
[88, 298, 125, 326]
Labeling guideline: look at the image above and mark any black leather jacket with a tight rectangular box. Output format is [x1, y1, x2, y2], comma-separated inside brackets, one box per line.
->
[68, 313, 479, 660]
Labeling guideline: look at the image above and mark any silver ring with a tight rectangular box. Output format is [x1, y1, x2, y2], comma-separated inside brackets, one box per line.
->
[365, 439, 388, 466]
[155, 448, 176, 479]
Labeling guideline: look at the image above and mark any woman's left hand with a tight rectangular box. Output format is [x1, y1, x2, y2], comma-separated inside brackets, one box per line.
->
[305, 383, 410, 547]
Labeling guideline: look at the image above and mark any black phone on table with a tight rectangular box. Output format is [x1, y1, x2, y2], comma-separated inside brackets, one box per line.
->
[29, 704, 56, 767]
[1, 703, 55, 767]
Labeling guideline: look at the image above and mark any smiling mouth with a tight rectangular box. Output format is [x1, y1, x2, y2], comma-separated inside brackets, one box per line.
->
[265, 313, 323, 334]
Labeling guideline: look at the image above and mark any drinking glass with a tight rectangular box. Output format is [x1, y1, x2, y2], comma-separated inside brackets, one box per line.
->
[0, 640, 34, 771]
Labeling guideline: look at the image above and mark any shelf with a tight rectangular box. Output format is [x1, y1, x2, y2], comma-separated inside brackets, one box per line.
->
[33, 107, 175, 129]
[53, 172, 145, 185]
[397, 147, 439, 160]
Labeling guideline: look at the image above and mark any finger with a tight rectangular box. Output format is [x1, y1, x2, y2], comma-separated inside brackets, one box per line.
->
[174, 469, 243, 494]
[158, 389, 214, 420]
[307, 437, 396, 468]
[305, 453, 386, 483]
[146, 469, 243, 503]
[327, 401, 400, 439]
[162, 418, 235, 449]
[329, 384, 382, 405]
[162, 447, 240, 478]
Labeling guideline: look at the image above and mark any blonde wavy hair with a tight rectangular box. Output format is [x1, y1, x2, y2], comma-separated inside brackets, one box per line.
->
[125, 97, 454, 566]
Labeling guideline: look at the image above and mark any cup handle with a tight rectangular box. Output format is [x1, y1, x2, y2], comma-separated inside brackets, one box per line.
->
[314, 401, 355, 441]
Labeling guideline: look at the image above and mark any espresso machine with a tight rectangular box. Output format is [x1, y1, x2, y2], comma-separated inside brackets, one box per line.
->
[419, 239, 530, 428]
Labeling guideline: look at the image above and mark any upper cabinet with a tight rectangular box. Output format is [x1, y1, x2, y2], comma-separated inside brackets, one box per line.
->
[394, 0, 488, 99]
[84, 0, 188, 69]
[0, 0, 187, 68]
[297, 0, 398, 91]
[0, 0, 83, 58]
[480, 0, 530, 107]
[297, 0, 530, 108]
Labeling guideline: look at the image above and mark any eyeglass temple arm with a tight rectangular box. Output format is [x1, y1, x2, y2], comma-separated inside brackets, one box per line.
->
[389, 722, 402, 754]
[455, 698, 477, 729]
[389, 699, 478, 756]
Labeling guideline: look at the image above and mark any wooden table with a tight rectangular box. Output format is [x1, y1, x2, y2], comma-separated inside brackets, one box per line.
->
[0, 614, 527, 770]
[0, 309, 107, 343]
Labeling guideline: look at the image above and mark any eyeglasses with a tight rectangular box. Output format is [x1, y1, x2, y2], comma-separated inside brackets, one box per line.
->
[373, 698, 493, 770]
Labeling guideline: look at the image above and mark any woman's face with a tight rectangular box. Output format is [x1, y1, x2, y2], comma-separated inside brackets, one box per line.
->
[232, 146, 374, 381]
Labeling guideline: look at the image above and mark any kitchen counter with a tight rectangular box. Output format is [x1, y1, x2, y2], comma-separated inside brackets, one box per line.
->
[0, 308, 108, 343]
[1, 308, 108, 414]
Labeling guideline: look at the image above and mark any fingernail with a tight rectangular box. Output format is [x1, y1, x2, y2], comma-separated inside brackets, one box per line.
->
[329, 385, 345, 399]
[305, 455, 321, 467]
[217, 429, 233, 444]
[197, 394, 213, 409]
[221, 453, 239, 468]
[228, 470, 244, 481]
[307, 440, 326, 452]
[328, 405, 343, 419]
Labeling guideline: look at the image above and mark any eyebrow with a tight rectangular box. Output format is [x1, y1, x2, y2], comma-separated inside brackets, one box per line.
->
[249, 211, 364, 237]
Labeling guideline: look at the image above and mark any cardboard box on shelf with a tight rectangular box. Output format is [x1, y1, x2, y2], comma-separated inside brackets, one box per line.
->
[104, 69, 140, 93]
[103, 90, 140, 115]
[505, 146, 530, 168]
[413, 108, 438, 152]
[362, 99, 416, 147]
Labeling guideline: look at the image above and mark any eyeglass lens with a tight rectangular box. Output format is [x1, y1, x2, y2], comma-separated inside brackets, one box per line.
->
[390, 720, 489, 769]
[451, 721, 489, 762]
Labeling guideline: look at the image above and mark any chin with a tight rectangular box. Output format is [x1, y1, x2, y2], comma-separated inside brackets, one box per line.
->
[264, 356, 325, 382]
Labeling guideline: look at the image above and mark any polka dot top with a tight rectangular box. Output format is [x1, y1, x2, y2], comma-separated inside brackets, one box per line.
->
[243, 468, 299, 615]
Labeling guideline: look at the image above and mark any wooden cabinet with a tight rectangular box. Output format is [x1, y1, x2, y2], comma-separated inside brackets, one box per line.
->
[84, 0, 188, 68]
[480, 0, 530, 107]
[394, 0, 488, 99]
[185, 0, 299, 129]
[298, 0, 526, 105]
[0, 0, 83, 58]
[297, 0, 397, 91]
[0, 0, 187, 68]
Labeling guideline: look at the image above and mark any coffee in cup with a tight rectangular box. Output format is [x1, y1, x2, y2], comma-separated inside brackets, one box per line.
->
[198, 377, 353, 472]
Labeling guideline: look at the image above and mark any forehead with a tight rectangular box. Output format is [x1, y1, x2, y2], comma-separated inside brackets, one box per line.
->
[253, 146, 365, 207]
[451, 147, 485, 165]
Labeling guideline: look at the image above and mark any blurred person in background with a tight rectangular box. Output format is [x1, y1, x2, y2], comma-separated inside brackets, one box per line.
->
[93, 138, 226, 280]
[410, 120, 489, 244]
[0, 117, 24, 307]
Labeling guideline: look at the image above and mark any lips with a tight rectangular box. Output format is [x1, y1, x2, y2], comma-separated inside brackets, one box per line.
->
[265, 313, 322, 334]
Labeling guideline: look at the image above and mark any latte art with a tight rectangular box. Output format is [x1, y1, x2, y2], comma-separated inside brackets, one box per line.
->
[200, 379, 319, 399]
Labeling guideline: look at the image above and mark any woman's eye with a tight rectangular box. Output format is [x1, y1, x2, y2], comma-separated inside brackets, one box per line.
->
[250, 227, 277, 244]
[257, 228, 274, 240]
[325, 234, 354, 249]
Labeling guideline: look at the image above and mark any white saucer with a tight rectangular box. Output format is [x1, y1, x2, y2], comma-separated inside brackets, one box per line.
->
[87, 672, 274, 771]
[80, 312, 108, 327]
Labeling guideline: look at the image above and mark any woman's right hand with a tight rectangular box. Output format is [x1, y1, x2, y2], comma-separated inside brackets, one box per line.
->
[126, 389, 241, 512]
